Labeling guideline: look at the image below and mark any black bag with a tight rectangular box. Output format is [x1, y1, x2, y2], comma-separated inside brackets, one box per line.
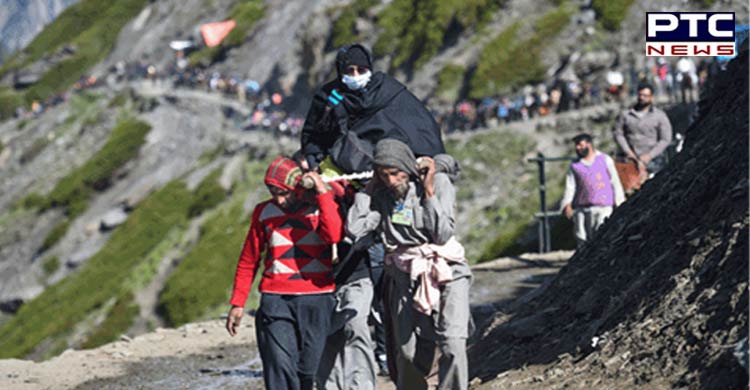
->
[329, 129, 375, 173]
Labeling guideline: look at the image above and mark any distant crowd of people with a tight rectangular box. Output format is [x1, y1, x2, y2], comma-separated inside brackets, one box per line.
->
[11, 48, 724, 143]
[12, 75, 103, 120]
[435, 56, 722, 133]
[437, 80, 604, 133]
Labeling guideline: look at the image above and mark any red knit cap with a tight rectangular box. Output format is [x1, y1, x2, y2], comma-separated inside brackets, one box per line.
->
[265, 156, 302, 191]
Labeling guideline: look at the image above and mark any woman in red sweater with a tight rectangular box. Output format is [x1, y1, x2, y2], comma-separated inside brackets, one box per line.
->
[226, 156, 343, 390]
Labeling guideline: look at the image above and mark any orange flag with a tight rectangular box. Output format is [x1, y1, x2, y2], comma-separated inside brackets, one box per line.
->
[200, 20, 237, 47]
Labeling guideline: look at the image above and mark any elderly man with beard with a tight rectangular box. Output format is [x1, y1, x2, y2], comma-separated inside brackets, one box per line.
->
[561, 133, 625, 247]
[307, 43, 447, 390]
[346, 139, 471, 390]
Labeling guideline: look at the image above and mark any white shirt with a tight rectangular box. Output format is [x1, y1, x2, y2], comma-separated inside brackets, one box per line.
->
[561, 151, 626, 210]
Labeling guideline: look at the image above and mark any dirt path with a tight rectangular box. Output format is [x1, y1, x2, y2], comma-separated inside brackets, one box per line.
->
[0, 320, 260, 390]
[0, 251, 572, 389]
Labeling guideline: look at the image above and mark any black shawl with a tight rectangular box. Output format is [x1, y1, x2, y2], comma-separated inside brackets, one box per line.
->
[300, 72, 444, 172]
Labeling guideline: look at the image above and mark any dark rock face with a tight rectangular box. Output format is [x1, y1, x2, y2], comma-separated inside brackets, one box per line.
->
[0, 299, 23, 314]
[470, 47, 749, 389]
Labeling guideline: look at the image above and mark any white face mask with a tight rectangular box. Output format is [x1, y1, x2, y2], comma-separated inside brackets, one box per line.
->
[342, 70, 371, 91]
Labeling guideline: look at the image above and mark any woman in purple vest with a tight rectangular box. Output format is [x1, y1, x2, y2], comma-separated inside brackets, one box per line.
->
[561, 133, 626, 247]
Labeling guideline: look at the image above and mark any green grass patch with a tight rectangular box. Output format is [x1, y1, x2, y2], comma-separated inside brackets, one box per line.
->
[329, 0, 380, 49]
[157, 157, 272, 327]
[1, 1, 119, 74]
[0, 181, 192, 359]
[591, 0, 636, 31]
[445, 129, 570, 262]
[125, 227, 185, 292]
[80, 292, 139, 349]
[374, 0, 506, 69]
[0, 87, 25, 120]
[446, 131, 535, 194]
[331, 7, 359, 49]
[0, 0, 149, 105]
[198, 143, 226, 165]
[69, 91, 104, 124]
[157, 201, 252, 327]
[21, 192, 47, 210]
[19, 136, 51, 165]
[188, 168, 227, 218]
[45, 118, 150, 217]
[477, 169, 568, 261]
[40, 219, 70, 253]
[435, 63, 465, 101]
[42, 256, 60, 277]
[107, 91, 129, 108]
[477, 221, 529, 260]
[189, 0, 266, 67]
[469, 5, 573, 97]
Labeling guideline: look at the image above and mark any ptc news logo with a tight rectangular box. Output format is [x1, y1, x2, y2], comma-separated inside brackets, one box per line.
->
[646, 12, 735, 56]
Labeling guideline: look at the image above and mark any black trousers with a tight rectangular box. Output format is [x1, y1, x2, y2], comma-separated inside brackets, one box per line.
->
[256, 293, 335, 390]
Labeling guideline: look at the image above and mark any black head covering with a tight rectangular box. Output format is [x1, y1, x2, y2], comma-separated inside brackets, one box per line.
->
[336, 43, 373, 78]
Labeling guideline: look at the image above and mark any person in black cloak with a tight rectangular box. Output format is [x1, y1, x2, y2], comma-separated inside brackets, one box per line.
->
[304, 44, 446, 390]
[300, 43, 445, 174]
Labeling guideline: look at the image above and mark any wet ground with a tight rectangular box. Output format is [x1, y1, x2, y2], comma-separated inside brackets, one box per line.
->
[73, 346, 264, 390]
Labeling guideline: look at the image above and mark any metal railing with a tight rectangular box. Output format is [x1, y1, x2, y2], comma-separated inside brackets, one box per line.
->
[527, 153, 574, 253]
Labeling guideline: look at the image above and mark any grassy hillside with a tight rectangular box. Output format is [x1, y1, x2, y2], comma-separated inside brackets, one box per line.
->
[158, 159, 269, 327]
[0, 181, 193, 359]
[0, 0, 149, 109]
[469, 4, 574, 97]
[446, 129, 571, 262]
[373, 0, 505, 69]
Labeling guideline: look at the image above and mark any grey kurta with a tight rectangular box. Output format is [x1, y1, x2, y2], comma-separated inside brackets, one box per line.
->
[347, 173, 454, 245]
[346, 173, 471, 390]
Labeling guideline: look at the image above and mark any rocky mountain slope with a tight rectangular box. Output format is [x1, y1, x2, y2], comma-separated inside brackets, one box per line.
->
[0, 0, 78, 63]
[469, 45, 749, 389]
[0, 0, 747, 363]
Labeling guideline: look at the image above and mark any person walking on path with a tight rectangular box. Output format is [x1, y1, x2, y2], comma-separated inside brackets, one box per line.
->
[226, 156, 343, 390]
[612, 83, 673, 178]
[346, 139, 471, 390]
[562, 134, 625, 247]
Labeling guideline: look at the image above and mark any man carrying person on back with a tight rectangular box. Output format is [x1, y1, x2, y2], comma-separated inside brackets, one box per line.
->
[299, 43, 446, 390]
[346, 139, 470, 390]
[562, 133, 625, 247]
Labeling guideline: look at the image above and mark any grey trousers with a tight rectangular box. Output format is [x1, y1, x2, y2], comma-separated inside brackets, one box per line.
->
[573, 206, 612, 247]
[317, 277, 377, 390]
[383, 263, 471, 390]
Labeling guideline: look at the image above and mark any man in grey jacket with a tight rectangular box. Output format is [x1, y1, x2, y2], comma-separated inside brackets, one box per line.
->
[346, 139, 471, 390]
[613, 83, 673, 176]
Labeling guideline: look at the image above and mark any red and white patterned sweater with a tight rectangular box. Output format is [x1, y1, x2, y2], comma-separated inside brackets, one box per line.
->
[229, 191, 342, 307]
